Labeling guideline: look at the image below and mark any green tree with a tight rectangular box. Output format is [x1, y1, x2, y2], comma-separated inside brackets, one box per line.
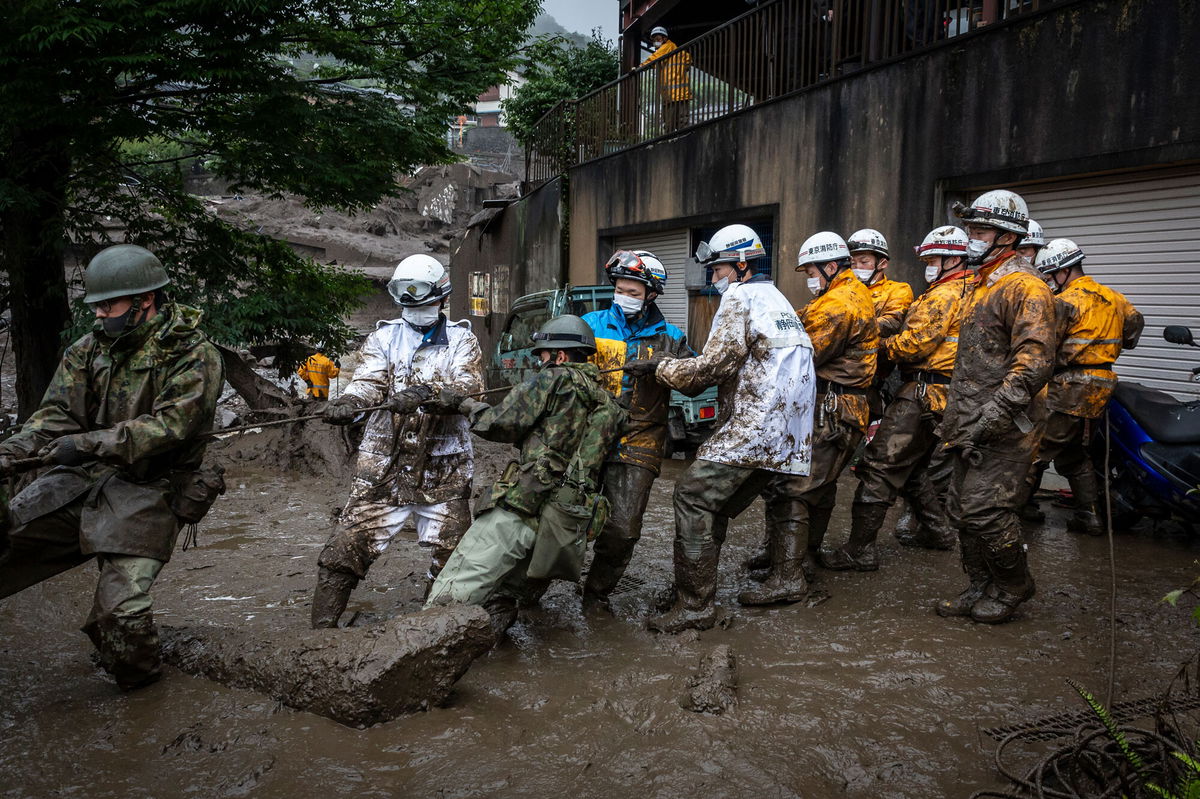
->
[503, 31, 618, 148]
[1, 0, 540, 418]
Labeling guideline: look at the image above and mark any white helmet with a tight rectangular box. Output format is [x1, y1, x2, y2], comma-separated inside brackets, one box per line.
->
[696, 224, 766, 266]
[605, 249, 667, 295]
[1017, 219, 1045, 250]
[387, 254, 451, 306]
[914, 226, 969, 258]
[650, 25, 669, 38]
[955, 189, 1030, 236]
[846, 228, 889, 259]
[1035, 238, 1084, 276]
[797, 231, 851, 269]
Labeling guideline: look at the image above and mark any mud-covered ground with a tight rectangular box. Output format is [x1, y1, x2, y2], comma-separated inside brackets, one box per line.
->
[2, 434, 1198, 798]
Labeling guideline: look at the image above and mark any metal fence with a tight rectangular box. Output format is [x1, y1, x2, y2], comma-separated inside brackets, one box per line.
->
[526, 0, 1058, 186]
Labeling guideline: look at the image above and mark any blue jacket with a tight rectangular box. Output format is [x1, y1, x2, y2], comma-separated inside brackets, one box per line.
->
[581, 303, 694, 473]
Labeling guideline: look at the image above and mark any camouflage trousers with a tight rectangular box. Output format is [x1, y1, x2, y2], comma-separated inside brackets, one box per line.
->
[0, 500, 165, 689]
[855, 396, 941, 507]
[760, 413, 864, 554]
[317, 498, 471, 581]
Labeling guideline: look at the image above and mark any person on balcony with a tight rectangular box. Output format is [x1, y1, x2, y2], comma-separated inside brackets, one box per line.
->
[641, 26, 692, 134]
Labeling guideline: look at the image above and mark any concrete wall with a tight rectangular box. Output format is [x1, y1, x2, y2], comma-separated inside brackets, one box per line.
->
[447, 177, 564, 360]
[569, 0, 1200, 303]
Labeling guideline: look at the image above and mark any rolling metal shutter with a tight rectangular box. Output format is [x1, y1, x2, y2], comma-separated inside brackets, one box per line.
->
[614, 229, 691, 333]
[1021, 168, 1200, 398]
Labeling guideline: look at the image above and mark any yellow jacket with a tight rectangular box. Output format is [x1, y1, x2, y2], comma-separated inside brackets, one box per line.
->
[884, 272, 973, 413]
[798, 270, 879, 432]
[1049, 275, 1144, 418]
[297, 353, 340, 398]
[869, 276, 915, 338]
[641, 40, 693, 102]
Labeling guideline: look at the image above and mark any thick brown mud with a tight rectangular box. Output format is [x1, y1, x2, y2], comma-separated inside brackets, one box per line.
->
[2, 447, 1198, 798]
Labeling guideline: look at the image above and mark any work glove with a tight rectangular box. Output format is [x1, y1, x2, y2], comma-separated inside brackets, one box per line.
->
[387, 385, 434, 415]
[323, 396, 366, 426]
[420, 388, 468, 415]
[967, 401, 1012, 446]
[39, 436, 85, 467]
[622, 358, 660, 378]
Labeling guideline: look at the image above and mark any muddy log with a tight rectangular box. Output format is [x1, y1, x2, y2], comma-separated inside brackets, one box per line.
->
[160, 605, 494, 727]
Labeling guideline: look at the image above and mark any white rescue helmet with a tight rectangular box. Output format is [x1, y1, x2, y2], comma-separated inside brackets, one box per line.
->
[1018, 219, 1045, 250]
[914, 226, 969, 258]
[696, 224, 767, 266]
[605, 249, 667, 295]
[797, 231, 851, 269]
[387, 254, 451, 306]
[846, 228, 889, 259]
[1034, 238, 1085, 276]
[955, 189, 1030, 236]
[650, 25, 669, 38]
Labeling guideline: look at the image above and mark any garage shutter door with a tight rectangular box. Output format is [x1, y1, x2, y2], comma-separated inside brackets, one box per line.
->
[614, 230, 690, 333]
[1021, 169, 1200, 399]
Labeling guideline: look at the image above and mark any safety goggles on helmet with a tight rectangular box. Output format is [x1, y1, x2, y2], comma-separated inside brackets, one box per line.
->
[387, 278, 439, 306]
[530, 331, 592, 345]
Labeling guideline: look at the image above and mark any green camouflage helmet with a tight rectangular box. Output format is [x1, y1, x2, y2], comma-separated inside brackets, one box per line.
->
[83, 244, 170, 304]
[530, 314, 596, 355]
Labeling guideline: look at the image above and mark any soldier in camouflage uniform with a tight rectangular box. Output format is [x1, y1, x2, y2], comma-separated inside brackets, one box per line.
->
[424, 316, 625, 634]
[0, 245, 223, 690]
[312, 255, 483, 628]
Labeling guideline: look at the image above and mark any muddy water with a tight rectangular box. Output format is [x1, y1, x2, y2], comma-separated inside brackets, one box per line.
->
[2, 454, 1198, 798]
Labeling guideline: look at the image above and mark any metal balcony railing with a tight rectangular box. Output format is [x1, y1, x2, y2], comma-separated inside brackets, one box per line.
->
[526, 0, 1060, 187]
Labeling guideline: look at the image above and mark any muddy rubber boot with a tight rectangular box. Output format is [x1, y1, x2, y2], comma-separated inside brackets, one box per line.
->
[1067, 509, 1105, 537]
[807, 505, 834, 554]
[311, 567, 359, 629]
[820, 502, 887, 571]
[738, 523, 809, 606]
[741, 527, 771, 578]
[1018, 501, 1046, 523]
[484, 595, 519, 638]
[936, 536, 990, 617]
[582, 546, 632, 606]
[647, 546, 718, 634]
[84, 611, 163, 691]
[892, 496, 918, 546]
[971, 545, 1036, 624]
[1065, 471, 1105, 536]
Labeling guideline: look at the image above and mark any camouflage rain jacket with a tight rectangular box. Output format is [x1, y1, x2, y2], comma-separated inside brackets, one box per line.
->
[940, 253, 1056, 457]
[657, 275, 816, 475]
[1049, 276, 1143, 418]
[583, 302, 694, 474]
[798, 270, 879, 433]
[0, 304, 223, 561]
[470, 362, 626, 519]
[342, 315, 484, 507]
[884, 271, 974, 414]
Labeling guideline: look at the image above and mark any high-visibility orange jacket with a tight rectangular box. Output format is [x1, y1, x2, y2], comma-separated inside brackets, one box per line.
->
[869, 276, 915, 338]
[1049, 275, 1144, 418]
[641, 40, 693, 102]
[884, 271, 973, 414]
[297, 353, 340, 399]
[797, 270, 879, 432]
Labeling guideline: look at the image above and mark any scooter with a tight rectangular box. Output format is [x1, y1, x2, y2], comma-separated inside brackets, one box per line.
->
[1092, 325, 1200, 530]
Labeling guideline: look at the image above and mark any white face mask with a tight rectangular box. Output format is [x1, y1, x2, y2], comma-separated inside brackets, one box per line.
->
[852, 268, 876, 284]
[924, 265, 942, 283]
[401, 304, 440, 327]
[713, 276, 731, 295]
[612, 293, 644, 316]
[965, 238, 991, 264]
[806, 276, 823, 296]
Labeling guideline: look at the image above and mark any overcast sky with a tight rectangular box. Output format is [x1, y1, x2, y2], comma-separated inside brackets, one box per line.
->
[541, 0, 618, 42]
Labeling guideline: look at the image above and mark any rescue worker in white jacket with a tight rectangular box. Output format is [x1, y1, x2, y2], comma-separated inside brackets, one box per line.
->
[623, 224, 817, 633]
[311, 255, 484, 628]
